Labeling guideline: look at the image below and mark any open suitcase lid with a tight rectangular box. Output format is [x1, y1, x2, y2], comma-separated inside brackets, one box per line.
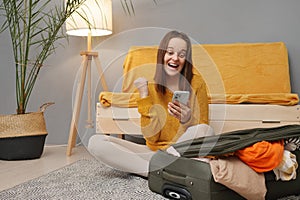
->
[172, 124, 300, 158]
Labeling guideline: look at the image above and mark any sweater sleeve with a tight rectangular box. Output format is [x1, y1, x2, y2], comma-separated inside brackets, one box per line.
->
[136, 96, 167, 148]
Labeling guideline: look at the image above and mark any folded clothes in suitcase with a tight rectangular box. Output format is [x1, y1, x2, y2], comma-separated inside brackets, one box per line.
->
[148, 125, 300, 200]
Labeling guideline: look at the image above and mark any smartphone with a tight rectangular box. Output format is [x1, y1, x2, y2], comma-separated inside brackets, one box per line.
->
[172, 91, 190, 105]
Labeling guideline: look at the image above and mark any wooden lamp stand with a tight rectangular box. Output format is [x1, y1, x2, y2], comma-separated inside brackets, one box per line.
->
[66, 34, 108, 156]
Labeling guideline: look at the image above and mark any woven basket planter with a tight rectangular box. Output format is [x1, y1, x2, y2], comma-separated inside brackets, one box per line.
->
[0, 112, 48, 160]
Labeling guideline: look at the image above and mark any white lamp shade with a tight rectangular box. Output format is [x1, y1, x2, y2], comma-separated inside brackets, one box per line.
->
[66, 0, 112, 37]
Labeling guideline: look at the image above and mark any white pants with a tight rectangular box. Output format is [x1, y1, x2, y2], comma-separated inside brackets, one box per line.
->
[88, 124, 214, 177]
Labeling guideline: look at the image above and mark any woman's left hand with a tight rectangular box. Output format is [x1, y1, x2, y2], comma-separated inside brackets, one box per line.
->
[168, 101, 191, 123]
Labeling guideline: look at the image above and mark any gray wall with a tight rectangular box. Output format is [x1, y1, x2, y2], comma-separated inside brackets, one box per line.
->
[0, 0, 299, 145]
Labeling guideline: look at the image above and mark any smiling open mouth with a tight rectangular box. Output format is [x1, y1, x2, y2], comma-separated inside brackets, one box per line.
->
[168, 63, 179, 69]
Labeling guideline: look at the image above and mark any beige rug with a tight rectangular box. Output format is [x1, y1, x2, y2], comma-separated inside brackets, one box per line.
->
[0, 159, 166, 200]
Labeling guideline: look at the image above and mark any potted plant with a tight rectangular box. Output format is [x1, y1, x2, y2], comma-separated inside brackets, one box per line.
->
[0, 0, 156, 160]
[0, 0, 90, 160]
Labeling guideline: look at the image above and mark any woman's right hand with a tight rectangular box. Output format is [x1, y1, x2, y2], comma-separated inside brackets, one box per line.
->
[134, 77, 148, 98]
[168, 101, 191, 123]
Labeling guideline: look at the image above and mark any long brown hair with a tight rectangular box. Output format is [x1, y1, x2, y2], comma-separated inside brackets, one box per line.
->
[154, 30, 193, 94]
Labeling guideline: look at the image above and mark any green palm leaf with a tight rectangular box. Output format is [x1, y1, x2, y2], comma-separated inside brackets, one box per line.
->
[0, 0, 157, 114]
[0, 0, 87, 114]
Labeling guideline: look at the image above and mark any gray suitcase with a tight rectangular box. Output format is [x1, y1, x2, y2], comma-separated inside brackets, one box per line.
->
[148, 125, 300, 200]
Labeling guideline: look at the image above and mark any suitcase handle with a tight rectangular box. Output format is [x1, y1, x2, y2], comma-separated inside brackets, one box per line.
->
[162, 170, 186, 186]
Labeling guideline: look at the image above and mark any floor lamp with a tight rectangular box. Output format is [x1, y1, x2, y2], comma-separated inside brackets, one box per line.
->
[65, 0, 112, 156]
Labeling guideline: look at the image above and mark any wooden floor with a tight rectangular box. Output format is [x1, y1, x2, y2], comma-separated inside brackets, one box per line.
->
[0, 145, 93, 191]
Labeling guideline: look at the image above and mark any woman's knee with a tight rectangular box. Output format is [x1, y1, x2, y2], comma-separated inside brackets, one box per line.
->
[186, 124, 215, 137]
[176, 124, 215, 143]
[88, 135, 108, 154]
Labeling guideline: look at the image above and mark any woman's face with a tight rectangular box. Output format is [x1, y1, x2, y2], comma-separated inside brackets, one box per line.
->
[163, 37, 187, 77]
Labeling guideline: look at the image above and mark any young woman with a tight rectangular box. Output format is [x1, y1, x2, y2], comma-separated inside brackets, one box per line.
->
[88, 30, 213, 177]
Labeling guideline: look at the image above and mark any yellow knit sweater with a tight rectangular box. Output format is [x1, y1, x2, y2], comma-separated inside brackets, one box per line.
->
[136, 73, 209, 151]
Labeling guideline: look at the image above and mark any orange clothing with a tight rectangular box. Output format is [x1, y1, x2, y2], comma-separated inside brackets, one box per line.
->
[235, 140, 284, 173]
[136, 73, 208, 151]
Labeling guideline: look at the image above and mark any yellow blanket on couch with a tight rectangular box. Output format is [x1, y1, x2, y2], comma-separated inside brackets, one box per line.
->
[99, 91, 299, 107]
[100, 42, 299, 107]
